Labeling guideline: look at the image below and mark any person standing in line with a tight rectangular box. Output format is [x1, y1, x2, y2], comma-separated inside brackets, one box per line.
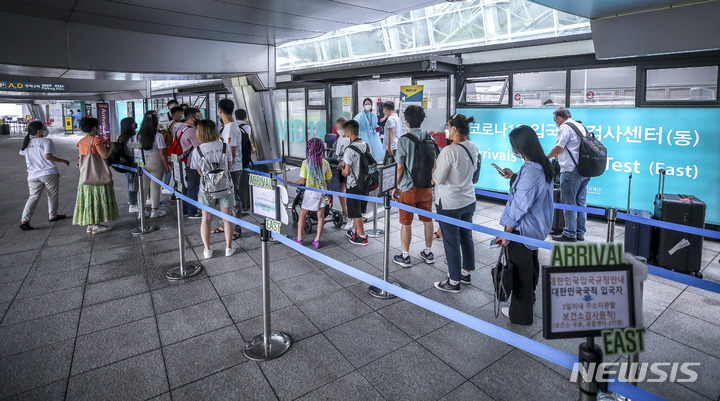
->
[339, 119, 369, 246]
[290, 138, 332, 249]
[381, 101, 402, 164]
[160, 106, 184, 188]
[432, 114, 478, 293]
[118, 117, 140, 213]
[497, 125, 554, 325]
[135, 113, 169, 218]
[19, 121, 70, 230]
[546, 107, 590, 242]
[391, 105, 438, 268]
[333, 116, 351, 223]
[353, 98, 384, 162]
[216, 98, 242, 240]
[234, 108, 255, 213]
[73, 117, 119, 234]
[191, 120, 236, 259]
[179, 107, 203, 219]
[166, 99, 179, 120]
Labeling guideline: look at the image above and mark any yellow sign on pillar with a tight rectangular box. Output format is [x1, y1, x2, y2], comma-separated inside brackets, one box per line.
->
[64, 116, 73, 130]
[421, 97, 428, 109]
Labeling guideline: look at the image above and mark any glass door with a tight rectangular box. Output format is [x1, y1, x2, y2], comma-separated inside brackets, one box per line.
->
[415, 78, 449, 139]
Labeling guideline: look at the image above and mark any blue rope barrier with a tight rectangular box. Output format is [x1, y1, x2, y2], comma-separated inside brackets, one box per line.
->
[618, 212, 720, 241]
[253, 158, 282, 165]
[647, 264, 720, 293]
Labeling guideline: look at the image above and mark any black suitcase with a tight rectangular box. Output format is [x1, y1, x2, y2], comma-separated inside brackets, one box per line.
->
[623, 174, 654, 260]
[550, 186, 564, 236]
[652, 170, 705, 276]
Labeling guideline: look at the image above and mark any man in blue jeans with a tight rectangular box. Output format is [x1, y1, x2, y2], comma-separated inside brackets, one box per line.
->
[546, 107, 590, 242]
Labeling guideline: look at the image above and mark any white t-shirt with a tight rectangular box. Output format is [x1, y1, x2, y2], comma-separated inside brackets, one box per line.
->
[19, 137, 58, 180]
[221, 121, 243, 172]
[383, 113, 402, 151]
[335, 136, 350, 157]
[169, 120, 183, 137]
[555, 118, 585, 173]
[238, 121, 252, 139]
[343, 140, 368, 189]
[190, 141, 233, 194]
[133, 132, 166, 156]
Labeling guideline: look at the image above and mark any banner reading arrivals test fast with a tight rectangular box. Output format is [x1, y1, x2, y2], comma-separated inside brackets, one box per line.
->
[457, 107, 720, 225]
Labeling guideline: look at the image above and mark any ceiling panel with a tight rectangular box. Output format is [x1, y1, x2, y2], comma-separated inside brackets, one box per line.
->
[529, 0, 699, 19]
[213, 0, 395, 22]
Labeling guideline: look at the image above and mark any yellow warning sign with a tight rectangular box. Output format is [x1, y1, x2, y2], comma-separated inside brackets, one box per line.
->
[422, 97, 428, 109]
[400, 85, 424, 102]
[342, 96, 351, 106]
[64, 116, 73, 130]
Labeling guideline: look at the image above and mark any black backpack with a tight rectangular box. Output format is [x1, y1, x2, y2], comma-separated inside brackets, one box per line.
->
[564, 122, 607, 177]
[347, 143, 378, 193]
[402, 133, 439, 188]
[106, 140, 134, 173]
[239, 124, 253, 169]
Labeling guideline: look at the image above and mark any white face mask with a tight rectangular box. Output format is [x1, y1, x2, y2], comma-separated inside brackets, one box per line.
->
[337, 129, 344, 136]
[364, 105, 372, 111]
[444, 129, 450, 137]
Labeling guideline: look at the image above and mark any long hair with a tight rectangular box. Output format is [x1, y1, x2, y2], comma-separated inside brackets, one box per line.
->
[305, 137, 325, 182]
[137, 113, 159, 151]
[118, 117, 136, 144]
[21, 121, 45, 151]
[508, 125, 554, 183]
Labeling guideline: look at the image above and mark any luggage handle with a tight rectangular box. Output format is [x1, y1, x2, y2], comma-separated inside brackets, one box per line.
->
[656, 168, 666, 200]
[627, 173, 632, 212]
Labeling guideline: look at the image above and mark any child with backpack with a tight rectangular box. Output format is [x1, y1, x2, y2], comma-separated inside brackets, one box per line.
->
[290, 138, 333, 249]
[339, 119, 378, 246]
[190, 120, 237, 259]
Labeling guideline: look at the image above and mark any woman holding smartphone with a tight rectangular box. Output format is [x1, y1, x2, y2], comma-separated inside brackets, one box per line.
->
[497, 125, 554, 325]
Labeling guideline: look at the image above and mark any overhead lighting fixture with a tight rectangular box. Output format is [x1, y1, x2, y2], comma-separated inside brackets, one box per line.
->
[372, 75, 381, 79]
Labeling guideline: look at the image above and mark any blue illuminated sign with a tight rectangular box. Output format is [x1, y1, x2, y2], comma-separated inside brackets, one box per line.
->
[457, 107, 720, 224]
[0, 81, 66, 92]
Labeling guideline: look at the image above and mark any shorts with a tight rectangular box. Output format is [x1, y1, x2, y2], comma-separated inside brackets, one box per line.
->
[198, 194, 236, 210]
[398, 186, 433, 225]
[346, 185, 368, 218]
[301, 189, 325, 212]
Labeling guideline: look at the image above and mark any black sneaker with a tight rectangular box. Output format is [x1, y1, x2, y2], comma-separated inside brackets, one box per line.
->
[346, 228, 356, 238]
[349, 234, 368, 246]
[419, 250, 434, 264]
[188, 212, 202, 220]
[434, 279, 460, 293]
[393, 254, 412, 268]
[448, 273, 472, 285]
[552, 234, 576, 242]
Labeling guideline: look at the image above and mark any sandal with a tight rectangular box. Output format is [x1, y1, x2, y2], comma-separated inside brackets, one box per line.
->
[211, 227, 224, 234]
[232, 230, 241, 240]
[49, 214, 66, 222]
[19, 222, 34, 231]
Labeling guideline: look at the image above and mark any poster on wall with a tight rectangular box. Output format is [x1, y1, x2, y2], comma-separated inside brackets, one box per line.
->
[457, 107, 720, 224]
[84, 103, 92, 118]
[513, 92, 542, 107]
[97, 102, 111, 141]
[399, 85, 423, 136]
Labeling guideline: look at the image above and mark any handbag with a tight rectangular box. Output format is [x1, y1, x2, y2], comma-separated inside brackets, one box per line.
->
[79, 137, 112, 185]
[491, 246, 514, 316]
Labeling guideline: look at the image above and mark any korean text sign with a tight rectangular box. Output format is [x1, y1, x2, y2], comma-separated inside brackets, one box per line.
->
[457, 107, 720, 224]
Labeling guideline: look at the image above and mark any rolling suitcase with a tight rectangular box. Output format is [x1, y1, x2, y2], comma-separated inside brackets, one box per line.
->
[652, 170, 705, 276]
[623, 174, 654, 260]
[550, 160, 564, 236]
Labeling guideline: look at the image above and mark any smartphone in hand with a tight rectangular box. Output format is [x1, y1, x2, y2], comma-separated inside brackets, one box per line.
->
[491, 163, 505, 176]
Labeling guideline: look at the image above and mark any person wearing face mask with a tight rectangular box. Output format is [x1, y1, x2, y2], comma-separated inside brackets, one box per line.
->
[496, 125, 554, 325]
[19, 122, 70, 231]
[179, 107, 204, 218]
[333, 117, 350, 220]
[432, 114, 478, 293]
[353, 98, 384, 162]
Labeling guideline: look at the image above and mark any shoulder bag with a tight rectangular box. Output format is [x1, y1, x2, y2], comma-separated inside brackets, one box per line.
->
[80, 137, 112, 185]
[491, 246, 514, 316]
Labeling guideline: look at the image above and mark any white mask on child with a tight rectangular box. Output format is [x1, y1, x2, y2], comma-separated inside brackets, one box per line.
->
[337, 129, 344, 136]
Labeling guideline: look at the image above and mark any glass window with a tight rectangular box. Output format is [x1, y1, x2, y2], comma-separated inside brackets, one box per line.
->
[308, 88, 325, 107]
[272, 89, 288, 157]
[646, 66, 718, 102]
[570, 66, 636, 108]
[512, 71, 566, 108]
[347, 28, 386, 57]
[307, 109, 327, 143]
[288, 89, 306, 159]
[416, 78, 448, 138]
[463, 76, 509, 105]
[331, 85, 353, 122]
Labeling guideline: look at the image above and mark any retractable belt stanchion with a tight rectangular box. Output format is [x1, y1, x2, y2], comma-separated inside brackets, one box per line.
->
[605, 207, 617, 243]
[243, 222, 291, 361]
[281, 156, 289, 206]
[366, 199, 384, 238]
[130, 169, 156, 235]
[166, 195, 203, 280]
[579, 337, 604, 401]
[368, 193, 397, 299]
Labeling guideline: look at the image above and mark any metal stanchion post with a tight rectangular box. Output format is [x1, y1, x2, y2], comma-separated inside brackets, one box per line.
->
[365, 200, 384, 237]
[166, 197, 203, 280]
[606, 207, 617, 243]
[243, 223, 291, 361]
[282, 156, 289, 206]
[369, 193, 397, 299]
[578, 337, 603, 401]
[130, 169, 156, 236]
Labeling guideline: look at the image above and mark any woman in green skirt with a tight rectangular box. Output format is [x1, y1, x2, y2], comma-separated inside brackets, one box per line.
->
[73, 117, 119, 234]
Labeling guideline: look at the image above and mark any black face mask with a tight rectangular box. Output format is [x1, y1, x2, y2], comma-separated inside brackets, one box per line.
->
[193, 118, 199, 127]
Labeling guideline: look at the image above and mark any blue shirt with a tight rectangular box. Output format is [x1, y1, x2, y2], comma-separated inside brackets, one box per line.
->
[499, 161, 553, 250]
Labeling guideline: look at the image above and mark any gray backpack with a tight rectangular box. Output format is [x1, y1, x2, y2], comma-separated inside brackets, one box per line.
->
[196, 143, 234, 200]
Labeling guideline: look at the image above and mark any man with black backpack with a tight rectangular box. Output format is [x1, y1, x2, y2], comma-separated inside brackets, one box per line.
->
[235, 109, 255, 212]
[339, 119, 373, 246]
[547, 107, 591, 242]
[391, 105, 439, 267]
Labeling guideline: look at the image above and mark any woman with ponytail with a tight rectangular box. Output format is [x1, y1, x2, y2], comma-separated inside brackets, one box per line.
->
[291, 137, 332, 248]
[19, 122, 70, 230]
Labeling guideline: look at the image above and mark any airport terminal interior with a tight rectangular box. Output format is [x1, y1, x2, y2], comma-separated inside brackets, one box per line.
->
[0, 0, 719, 400]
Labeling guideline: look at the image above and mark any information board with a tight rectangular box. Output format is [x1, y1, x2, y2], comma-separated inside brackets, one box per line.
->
[379, 163, 397, 194]
[250, 173, 280, 222]
[0, 81, 65, 92]
[457, 107, 720, 224]
[542, 264, 635, 339]
[64, 116, 73, 131]
[97, 103, 111, 141]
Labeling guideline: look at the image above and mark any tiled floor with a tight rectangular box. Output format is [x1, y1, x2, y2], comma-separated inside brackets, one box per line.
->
[1, 134, 719, 400]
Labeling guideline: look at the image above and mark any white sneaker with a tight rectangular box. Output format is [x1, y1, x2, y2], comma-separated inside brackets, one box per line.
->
[137, 210, 150, 219]
[129, 205, 139, 213]
[161, 188, 172, 195]
[92, 225, 113, 235]
[150, 209, 167, 218]
[203, 249, 212, 259]
[86, 225, 93, 233]
[225, 247, 236, 257]
[145, 199, 152, 206]
[501, 306, 510, 319]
